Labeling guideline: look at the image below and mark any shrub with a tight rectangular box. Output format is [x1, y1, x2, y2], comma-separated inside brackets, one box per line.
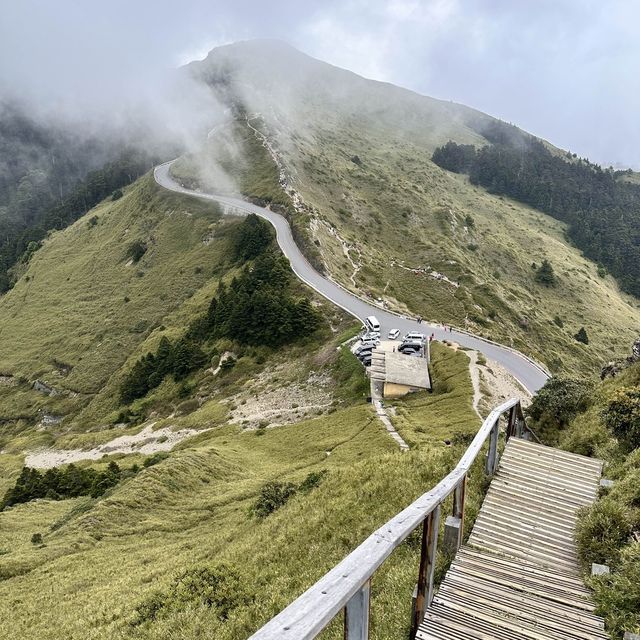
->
[111, 188, 123, 200]
[576, 499, 632, 569]
[31, 533, 43, 545]
[133, 565, 248, 625]
[1, 462, 122, 510]
[574, 326, 589, 344]
[142, 452, 169, 468]
[126, 240, 147, 264]
[535, 259, 557, 286]
[602, 388, 640, 451]
[253, 481, 297, 518]
[298, 470, 327, 494]
[553, 315, 564, 328]
[526, 377, 593, 444]
[588, 542, 640, 638]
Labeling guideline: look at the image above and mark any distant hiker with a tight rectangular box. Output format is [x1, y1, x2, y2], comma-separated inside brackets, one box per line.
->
[417, 315, 422, 324]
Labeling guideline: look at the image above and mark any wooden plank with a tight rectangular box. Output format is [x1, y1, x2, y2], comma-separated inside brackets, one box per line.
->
[419, 437, 605, 640]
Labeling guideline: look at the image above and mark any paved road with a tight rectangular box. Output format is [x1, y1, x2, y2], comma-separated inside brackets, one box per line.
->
[154, 162, 549, 393]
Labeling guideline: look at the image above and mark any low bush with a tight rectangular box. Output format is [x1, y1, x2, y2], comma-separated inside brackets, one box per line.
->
[253, 471, 328, 518]
[133, 564, 249, 625]
[602, 388, 640, 451]
[526, 377, 593, 444]
[253, 481, 297, 518]
[142, 452, 169, 468]
[588, 542, 640, 638]
[575, 498, 632, 569]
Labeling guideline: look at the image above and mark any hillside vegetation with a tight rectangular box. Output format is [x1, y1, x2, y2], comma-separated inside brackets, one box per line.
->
[181, 40, 640, 377]
[0, 341, 490, 639]
[526, 354, 640, 638]
[432, 129, 640, 296]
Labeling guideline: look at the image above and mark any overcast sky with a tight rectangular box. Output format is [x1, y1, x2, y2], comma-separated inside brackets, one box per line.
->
[1, 0, 638, 168]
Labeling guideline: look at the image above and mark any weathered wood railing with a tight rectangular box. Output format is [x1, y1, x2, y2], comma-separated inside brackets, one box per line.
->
[249, 398, 530, 640]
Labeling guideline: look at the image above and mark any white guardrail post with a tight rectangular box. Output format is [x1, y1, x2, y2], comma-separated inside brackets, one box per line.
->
[344, 580, 371, 640]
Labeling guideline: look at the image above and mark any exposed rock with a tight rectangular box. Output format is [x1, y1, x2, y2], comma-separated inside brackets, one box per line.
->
[33, 380, 58, 396]
[601, 338, 640, 379]
[350, 155, 362, 166]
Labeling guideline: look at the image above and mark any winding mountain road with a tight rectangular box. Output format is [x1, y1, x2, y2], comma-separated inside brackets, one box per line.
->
[154, 161, 549, 393]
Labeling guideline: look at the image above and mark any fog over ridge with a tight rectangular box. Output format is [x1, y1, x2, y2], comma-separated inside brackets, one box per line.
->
[0, 1, 638, 168]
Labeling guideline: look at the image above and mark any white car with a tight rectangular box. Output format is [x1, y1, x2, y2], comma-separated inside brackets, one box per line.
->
[404, 332, 426, 343]
[388, 329, 401, 339]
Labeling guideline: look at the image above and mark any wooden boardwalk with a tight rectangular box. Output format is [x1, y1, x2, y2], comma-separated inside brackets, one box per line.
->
[417, 437, 607, 640]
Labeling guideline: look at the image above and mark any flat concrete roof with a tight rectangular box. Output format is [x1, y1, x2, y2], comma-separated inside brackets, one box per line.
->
[370, 349, 431, 389]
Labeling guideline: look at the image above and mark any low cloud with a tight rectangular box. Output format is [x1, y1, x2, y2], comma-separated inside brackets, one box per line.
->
[0, 1, 637, 167]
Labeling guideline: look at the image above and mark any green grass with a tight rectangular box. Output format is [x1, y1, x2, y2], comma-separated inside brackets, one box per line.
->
[0, 174, 234, 417]
[391, 342, 478, 448]
[551, 362, 640, 638]
[172, 105, 640, 378]
[0, 328, 488, 639]
[292, 126, 640, 377]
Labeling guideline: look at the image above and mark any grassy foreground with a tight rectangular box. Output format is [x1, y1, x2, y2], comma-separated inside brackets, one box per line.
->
[0, 342, 490, 640]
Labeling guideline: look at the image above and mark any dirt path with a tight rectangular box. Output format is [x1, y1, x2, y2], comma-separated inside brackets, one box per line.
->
[25, 423, 206, 469]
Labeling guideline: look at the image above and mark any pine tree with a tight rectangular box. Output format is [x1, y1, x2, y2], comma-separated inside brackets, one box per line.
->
[574, 327, 589, 344]
[535, 260, 557, 286]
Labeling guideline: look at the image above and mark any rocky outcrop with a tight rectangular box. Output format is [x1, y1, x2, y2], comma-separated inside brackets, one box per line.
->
[33, 380, 58, 396]
[601, 338, 640, 379]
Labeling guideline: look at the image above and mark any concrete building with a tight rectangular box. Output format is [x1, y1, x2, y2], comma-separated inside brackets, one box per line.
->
[369, 348, 431, 399]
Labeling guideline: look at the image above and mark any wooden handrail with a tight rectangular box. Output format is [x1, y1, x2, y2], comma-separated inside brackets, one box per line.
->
[249, 397, 530, 640]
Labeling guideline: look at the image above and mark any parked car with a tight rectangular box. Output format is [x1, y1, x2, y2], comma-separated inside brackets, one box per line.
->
[388, 328, 400, 339]
[362, 332, 380, 343]
[404, 332, 426, 343]
[365, 315, 381, 332]
[399, 340, 422, 354]
[355, 345, 374, 357]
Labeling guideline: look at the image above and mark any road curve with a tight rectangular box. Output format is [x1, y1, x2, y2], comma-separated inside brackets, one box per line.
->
[154, 161, 549, 393]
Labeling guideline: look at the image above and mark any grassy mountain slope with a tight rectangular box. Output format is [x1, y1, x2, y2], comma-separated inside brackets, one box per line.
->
[0, 175, 235, 431]
[0, 343, 483, 640]
[183, 40, 640, 376]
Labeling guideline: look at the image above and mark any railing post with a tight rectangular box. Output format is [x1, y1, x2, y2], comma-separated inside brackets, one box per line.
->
[506, 405, 517, 439]
[485, 419, 499, 475]
[410, 504, 441, 638]
[344, 580, 371, 640]
[444, 474, 466, 553]
[515, 403, 525, 438]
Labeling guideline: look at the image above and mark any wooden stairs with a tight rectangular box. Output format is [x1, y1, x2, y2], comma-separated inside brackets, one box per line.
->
[417, 438, 607, 640]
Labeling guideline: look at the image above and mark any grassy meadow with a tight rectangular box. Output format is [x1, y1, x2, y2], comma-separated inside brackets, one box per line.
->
[285, 120, 640, 377]
[0, 341, 495, 640]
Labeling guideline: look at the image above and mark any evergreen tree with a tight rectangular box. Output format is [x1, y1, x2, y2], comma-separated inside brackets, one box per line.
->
[432, 133, 640, 297]
[535, 260, 557, 286]
[574, 327, 589, 344]
[232, 214, 273, 261]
